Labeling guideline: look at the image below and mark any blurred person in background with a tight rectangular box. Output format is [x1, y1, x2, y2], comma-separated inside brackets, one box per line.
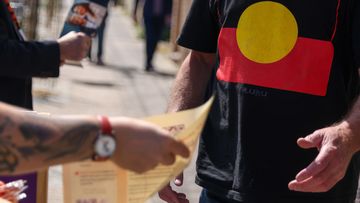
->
[132, 0, 172, 72]
[89, 11, 108, 66]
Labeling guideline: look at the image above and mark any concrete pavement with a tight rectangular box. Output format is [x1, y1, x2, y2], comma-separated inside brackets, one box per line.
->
[34, 3, 201, 203]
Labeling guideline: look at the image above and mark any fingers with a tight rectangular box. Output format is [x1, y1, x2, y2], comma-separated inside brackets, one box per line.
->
[78, 32, 91, 59]
[158, 132, 189, 165]
[58, 31, 91, 61]
[174, 173, 183, 186]
[297, 131, 323, 149]
[169, 139, 190, 159]
[289, 163, 341, 192]
[289, 161, 345, 192]
[158, 134, 189, 166]
[160, 139, 189, 166]
[289, 146, 338, 192]
[158, 185, 181, 203]
[296, 145, 335, 182]
[81, 33, 91, 47]
[161, 153, 176, 165]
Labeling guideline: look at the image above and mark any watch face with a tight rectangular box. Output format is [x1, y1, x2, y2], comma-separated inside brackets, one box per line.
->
[94, 135, 116, 158]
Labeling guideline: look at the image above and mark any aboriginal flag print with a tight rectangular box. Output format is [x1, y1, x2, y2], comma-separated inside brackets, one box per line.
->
[216, 1, 340, 96]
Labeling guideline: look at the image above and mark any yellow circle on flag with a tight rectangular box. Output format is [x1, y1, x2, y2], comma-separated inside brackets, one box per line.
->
[236, 1, 298, 64]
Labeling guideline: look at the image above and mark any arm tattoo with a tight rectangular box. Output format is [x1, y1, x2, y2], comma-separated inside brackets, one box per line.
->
[0, 115, 98, 173]
[0, 117, 13, 134]
[45, 124, 98, 161]
[18, 123, 98, 162]
[0, 117, 18, 173]
[0, 144, 18, 173]
[18, 123, 54, 159]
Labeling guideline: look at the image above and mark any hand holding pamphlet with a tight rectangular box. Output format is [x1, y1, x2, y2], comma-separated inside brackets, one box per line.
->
[63, 96, 214, 203]
[60, 0, 110, 67]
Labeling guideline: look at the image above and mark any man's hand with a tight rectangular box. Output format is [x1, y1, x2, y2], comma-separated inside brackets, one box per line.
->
[158, 50, 215, 202]
[110, 118, 190, 173]
[57, 31, 91, 61]
[159, 173, 189, 203]
[288, 121, 360, 192]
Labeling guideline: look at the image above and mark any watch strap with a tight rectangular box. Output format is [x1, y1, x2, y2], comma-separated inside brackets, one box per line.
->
[93, 115, 114, 162]
[98, 115, 112, 134]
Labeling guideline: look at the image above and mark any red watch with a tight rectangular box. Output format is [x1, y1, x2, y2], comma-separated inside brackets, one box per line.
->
[93, 116, 117, 161]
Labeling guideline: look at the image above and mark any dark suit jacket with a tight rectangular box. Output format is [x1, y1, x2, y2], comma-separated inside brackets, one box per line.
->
[0, 1, 60, 109]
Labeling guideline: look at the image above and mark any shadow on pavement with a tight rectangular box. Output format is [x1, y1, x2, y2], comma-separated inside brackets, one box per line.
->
[98, 63, 176, 78]
[72, 79, 119, 88]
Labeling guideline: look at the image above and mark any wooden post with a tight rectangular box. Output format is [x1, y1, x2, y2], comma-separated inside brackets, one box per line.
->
[36, 170, 48, 203]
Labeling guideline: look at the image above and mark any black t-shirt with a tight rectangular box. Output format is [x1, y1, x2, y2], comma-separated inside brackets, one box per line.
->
[178, 0, 360, 202]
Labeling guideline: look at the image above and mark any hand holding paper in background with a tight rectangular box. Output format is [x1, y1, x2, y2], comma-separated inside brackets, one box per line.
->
[60, 0, 110, 66]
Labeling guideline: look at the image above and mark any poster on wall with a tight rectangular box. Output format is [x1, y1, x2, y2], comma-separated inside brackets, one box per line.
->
[0, 170, 47, 203]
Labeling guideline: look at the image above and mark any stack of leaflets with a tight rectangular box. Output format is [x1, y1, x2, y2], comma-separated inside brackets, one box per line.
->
[0, 180, 28, 202]
[60, 0, 110, 66]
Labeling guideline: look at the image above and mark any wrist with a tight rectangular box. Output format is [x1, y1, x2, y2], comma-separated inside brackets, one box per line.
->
[56, 40, 68, 61]
[92, 116, 117, 161]
[339, 120, 360, 153]
[57, 41, 65, 61]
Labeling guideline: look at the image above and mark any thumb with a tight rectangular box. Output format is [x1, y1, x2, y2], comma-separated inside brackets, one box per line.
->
[297, 131, 323, 149]
[77, 32, 87, 37]
[174, 172, 184, 186]
[171, 140, 190, 159]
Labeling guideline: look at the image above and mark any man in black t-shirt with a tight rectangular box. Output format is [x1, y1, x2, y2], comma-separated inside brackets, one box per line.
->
[159, 0, 360, 203]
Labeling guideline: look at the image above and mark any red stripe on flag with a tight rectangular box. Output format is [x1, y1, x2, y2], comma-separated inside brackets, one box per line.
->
[216, 28, 334, 96]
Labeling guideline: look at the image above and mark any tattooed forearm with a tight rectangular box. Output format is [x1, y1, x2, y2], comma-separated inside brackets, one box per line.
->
[18, 123, 54, 159]
[45, 124, 98, 161]
[0, 117, 14, 135]
[0, 117, 18, 172]
[19, 123, 53, 143]
[0, 101, 103, 174]
[0, 113, 98, 174]
[0, 144, 18, 173]
[18, 122, 98, 162]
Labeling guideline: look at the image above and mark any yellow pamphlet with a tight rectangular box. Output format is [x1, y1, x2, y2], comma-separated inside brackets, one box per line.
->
[63, 96, 214, 203]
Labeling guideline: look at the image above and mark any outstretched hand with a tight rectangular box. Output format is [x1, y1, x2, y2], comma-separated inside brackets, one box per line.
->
[288, 122, 360, 192]
[159, 173, 189, 203]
